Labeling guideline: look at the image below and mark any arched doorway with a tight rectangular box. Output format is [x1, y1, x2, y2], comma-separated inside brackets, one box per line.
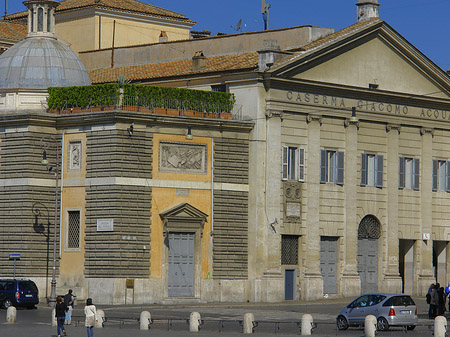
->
[357, 215, 381, 294]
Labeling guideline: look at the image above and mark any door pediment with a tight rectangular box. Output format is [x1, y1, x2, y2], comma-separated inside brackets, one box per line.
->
[160, 203, 208, 233]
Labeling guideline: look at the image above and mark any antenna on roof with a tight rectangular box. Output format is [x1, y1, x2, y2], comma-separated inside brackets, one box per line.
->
[231, 19, 243, 32]
[261, 0, 271, 30]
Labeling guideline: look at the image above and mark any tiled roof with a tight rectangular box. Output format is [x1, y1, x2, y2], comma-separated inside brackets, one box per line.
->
[89, 52, 259, 84]
[300, 18, 381, 52]
[0, 21, 26, 41]
[5, 0, 194, 24]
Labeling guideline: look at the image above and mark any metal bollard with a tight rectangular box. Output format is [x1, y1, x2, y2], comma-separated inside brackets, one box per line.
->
[6, 306, 16, 324]
[243, 313, 255, 334]
[189, 312, 201, 332]
[95, 309, 105, 328]
[364, 315, 377, 337]
[301, 314, 313, 335]
[435, 316, 448, 337]
[140, 311, 151, 330]
[51, 308, 57, 327]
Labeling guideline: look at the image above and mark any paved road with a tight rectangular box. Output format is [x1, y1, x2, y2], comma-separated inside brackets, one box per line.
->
[0, 296, 441, 337]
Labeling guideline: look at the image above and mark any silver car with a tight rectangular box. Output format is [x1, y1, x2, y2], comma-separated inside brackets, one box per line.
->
[336, 293, 418, 331]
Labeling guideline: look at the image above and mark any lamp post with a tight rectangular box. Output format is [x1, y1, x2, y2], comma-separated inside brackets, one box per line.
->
[40, 136, 59, 307]
[32, 202, 50, 301]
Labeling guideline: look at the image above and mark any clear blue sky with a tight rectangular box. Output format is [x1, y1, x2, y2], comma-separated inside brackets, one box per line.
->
[6, 0, 450, 70]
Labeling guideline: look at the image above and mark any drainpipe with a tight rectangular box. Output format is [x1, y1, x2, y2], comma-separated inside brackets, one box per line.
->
[211, 139, 214, 235]
[59, 133, 65, 258]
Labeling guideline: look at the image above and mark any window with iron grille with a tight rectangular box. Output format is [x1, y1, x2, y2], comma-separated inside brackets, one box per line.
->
[281, 235, 299, 265]
[67, 211, 80, 249]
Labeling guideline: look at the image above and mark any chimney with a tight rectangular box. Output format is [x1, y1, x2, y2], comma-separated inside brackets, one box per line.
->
[192, 51, 206, 71]
[356, 0, 380, 22]
[257, 39, 290, 71]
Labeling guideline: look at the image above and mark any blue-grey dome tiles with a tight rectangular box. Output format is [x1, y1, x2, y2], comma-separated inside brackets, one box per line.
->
[0, 37, 91, 89]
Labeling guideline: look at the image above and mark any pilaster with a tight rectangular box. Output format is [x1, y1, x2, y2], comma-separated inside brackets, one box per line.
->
[341, 117, 360, 297]
[302, 114, 323, 300]
[418, 127, 434, 294]
[383, 124, 402, 291]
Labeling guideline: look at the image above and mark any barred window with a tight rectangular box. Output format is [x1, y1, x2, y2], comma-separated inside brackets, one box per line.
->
[67, 211, 80, 249]
[281, 235, 299, 265]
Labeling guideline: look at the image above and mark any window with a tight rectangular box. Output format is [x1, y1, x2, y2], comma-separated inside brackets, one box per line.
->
[320, 150, 344, 185]
[399, 157, 419, 190]
[37, 8, 43, 32]
[211, 84, 227, 92]
[68, 142, 81, 170]
[282, 146, 305, 181]
[432, 160, 450, 192]
[67, 211, 81, 249]
[281, 235, 299, 265]
[361, 153, 383, 188]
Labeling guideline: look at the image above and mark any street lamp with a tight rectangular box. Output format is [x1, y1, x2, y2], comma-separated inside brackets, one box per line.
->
[32, 202, 50, 301]
[40, 136, 59, 307]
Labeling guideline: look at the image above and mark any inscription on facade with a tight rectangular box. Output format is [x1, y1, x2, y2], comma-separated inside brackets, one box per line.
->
[159, 141, 207, 174]
[286, 91, 450, 121]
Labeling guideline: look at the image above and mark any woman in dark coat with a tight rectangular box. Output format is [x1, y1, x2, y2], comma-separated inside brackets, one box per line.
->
[55, 295, 67, 337]
[438, 285, 446, 316]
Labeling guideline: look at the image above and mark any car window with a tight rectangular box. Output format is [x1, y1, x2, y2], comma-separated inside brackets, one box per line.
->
[383, 295, 415, 306]
[352, 295, 370, 307]
[19, 281, 38, 292]
[368, 295, 386, 306]
[5, 282, 15, 291]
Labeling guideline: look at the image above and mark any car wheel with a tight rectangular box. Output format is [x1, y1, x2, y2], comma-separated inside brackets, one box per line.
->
[407, 325, 416, 331]
[3, 299, 12, 309]
[377, 317, 390, 331]
[336, 316, 349, 330]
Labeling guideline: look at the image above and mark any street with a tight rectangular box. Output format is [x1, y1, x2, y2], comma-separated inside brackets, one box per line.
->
[0, 297, 441, 337]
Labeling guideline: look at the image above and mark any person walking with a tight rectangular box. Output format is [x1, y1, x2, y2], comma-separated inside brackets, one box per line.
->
[84, 298, 97, 337]
[445, 282, 450, 311]
[64, 289, 75, 308]
[55, 296, 67, 337]
[430, 283, 440, 319]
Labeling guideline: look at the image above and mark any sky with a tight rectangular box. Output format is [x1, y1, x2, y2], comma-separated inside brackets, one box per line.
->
[5, 0, 450, 70]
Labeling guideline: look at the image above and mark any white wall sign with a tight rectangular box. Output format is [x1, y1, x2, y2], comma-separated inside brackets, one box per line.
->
[97, 219, 114, 232]
[423, 233, 431, 240]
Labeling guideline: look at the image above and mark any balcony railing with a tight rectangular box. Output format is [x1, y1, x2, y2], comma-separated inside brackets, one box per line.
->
[48, 95, 243, 120]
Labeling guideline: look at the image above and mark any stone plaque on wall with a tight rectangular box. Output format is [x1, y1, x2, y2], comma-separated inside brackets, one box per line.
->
[159, 141, 207, 174]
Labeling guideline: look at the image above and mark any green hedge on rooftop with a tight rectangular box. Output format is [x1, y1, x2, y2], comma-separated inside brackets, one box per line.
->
[47, 83, 236, 112]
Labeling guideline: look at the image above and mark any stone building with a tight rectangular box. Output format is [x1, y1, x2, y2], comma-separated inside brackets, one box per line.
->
[2, 0, 450, 305]
[4, 0, 195, 53]
[86, 0, 450, 302]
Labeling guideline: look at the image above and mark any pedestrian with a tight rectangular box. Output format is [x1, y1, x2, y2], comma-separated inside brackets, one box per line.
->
[55, 296, 67, 337]
[438, 285, 446, 316]
[64, 289, 75, 308]
[445, 282, 450, 311]
[84, 298, 97, 337]
[430, 283, 440, 319]
[65, 300, 73, 325]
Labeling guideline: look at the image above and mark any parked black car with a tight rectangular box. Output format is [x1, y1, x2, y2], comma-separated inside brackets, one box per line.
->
[0, 279, 39, 309]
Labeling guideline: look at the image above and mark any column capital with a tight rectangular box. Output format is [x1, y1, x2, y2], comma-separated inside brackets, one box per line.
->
[386, 124, 401, 134]
[265, 109, 283, 120]
[344, 119, 360, 129]
[306, 114, 322, 125]
[420, 127, 434, 137]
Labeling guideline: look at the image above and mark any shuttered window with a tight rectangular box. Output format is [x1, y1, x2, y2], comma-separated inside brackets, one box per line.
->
[361, 153, 383, 188]
[320, 150, 344, 185]
[282, 146, 305, 182]
[399, 157, 419, 190]
[432, 160, 448, 192]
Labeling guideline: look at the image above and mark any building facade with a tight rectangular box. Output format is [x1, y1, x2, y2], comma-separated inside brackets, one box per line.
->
[2, 0, 450, 305]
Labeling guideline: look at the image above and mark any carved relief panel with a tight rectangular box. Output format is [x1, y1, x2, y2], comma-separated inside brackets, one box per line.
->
[159, 141, 207, 174]
[68, 141, 81, 170]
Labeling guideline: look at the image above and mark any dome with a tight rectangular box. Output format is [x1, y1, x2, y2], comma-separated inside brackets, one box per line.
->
[0, 36, 91, 89]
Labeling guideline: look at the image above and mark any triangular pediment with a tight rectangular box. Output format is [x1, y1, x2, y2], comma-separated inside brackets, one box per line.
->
[271, 20, 450, 98]
[160, 203, 208, 221]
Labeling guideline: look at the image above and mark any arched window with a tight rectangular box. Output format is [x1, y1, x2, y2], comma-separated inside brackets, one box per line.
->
[37, 7, 43, 32]
[358, 215, 381, 239]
